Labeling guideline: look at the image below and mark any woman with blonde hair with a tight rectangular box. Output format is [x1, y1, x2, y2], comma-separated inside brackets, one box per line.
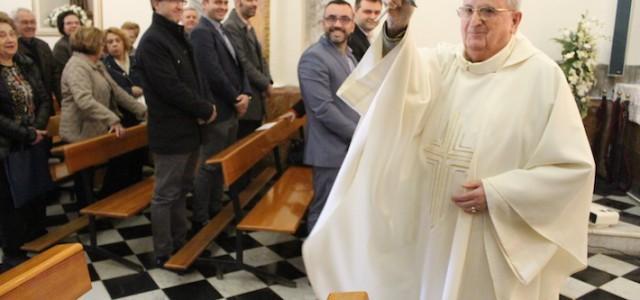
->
[60, 27, 146, 204]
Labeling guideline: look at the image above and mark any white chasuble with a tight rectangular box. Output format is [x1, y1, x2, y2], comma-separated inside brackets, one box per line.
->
[302, 28, 595, 300]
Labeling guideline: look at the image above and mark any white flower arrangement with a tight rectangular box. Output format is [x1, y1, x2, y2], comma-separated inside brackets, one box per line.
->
[45, 5, 89, 29]
[555, 13, 600, 119]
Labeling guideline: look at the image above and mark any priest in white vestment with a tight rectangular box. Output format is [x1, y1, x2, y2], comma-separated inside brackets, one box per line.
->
[302, 0, 596, 299]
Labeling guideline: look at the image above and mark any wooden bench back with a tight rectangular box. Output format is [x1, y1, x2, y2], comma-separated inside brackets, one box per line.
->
[46, 116, 60, 138]
[50, 124, 148, 179]
[0, 243, 91, 300]
[207, 117, 305, 187]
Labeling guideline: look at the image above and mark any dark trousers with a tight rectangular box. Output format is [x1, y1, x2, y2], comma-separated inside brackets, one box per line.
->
[99, 148, 146, 198]
[0, 163, 45, 258]
[192, 119, 238, 224]
[237, 119, 262, 140]
[308, 166, 340, 232]
[151, 150, 199, 258]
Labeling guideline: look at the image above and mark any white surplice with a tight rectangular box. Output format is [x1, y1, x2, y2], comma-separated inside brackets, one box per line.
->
[302, 29, 595, 300]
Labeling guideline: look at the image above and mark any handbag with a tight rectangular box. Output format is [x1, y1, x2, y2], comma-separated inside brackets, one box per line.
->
[3, 139, 54, 208]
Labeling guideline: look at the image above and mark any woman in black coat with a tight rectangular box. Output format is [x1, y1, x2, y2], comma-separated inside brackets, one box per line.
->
[99, 27, 147, 197]
[0, 17, 52, 271]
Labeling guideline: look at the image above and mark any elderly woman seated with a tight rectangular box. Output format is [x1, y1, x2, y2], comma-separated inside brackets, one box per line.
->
[0, 15, 51, 271]
[59, 27, 146, 205]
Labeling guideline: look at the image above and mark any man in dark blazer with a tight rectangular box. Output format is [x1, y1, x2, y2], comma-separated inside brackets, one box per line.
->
[190, 0, 251, 232]
[224, 0, 273, 139]
[14, 8, 61, 108]
[137, 0, 216, 265]
[298, 0, 360, 232]
[348, 0, 383, 62]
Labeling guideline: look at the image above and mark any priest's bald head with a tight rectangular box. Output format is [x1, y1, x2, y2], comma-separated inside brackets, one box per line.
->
[459, 0, 523, 62]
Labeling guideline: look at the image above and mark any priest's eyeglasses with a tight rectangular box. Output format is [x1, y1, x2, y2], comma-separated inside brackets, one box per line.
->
[324, 15, 353, 24]
[456, 6, 513, 21]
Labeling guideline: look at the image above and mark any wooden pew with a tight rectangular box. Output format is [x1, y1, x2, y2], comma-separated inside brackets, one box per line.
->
[0, 243, 91, 300]
[165, 118, 306, 281]
[327, 292, 369, 300]
[22, 125, 151, 263]
[46, 115, 61, 145]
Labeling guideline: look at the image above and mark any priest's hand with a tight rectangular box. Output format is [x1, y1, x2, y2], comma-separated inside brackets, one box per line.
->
[384, 0, 415, 36]
[451, 180, 487, 214]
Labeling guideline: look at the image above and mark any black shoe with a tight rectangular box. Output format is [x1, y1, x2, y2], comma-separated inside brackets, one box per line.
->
[155, 255, 169, 268]
[188, 222, 205, 239]
[1, 254, 29, 271]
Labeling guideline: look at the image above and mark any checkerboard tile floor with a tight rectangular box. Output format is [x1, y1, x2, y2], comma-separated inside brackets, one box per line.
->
[4, 192, 639, 299]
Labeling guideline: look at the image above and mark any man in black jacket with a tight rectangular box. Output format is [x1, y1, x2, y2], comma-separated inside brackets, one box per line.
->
[348, 0, 382, 62]
[189, 0, 251, 232]
[136, 0, 216, 265]
[13, 8, 60, 108]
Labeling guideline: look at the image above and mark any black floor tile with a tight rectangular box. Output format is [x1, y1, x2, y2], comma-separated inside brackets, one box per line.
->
[620, 212, 640, 226]
[43, 214, 69, 227]
[102, 272, 158, 299]
[559, 295, 571, 300]
[227, 287, 283, 300]
[608, 254, 640, 267]
[61, 202, 80, 212]
[572, 266, 618, 287]
[578, 289, 626, 300]
[268, 240, 303, 259]
[86, 242, 135, 262]
[216, 233, 262, 253]
[87, 263, 100, 282]
[136, 252, 159, 270]
[118, 224, 152, 240]
[194, 255, 242, 277]
[255, 260, 306, 282]
[595, 199, 634, 211]
[623, 267, 640, 284]
[163, 280, 223, 300]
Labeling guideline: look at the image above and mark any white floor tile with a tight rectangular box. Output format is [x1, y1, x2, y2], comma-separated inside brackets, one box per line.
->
[207, 270, 267, 298]
[625, 206, 640, 216]
[230, 247, 282, 267]
[287, 257, 306, 273]
[78, 229, 125, 246]
[113, 215, 151, 229]
[593, 194, 604, 201]
[79, 281, 111, 300]
[91, 255, 142, 280]
[205, 242, 228, 257]
[46, 204, 65, 216]
[248, 231, 296, 246]
[560, 277, 597, 299]
[126, 237, 154, 255]
[589, 254, 639, 276]
[116, 290, 169, 300]
[270, 277, 316, 300]
[600, 277, 640, 300]
[607, 195, 638, 206]
[147, 268, 205, 289]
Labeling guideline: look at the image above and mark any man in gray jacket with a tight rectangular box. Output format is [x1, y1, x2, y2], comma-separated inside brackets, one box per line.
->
[298, 0, 359, 232]
[224, 0, 272, 138]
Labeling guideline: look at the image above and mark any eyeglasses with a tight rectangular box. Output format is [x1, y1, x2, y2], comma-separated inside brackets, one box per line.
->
[164, 0, 188, 4]
[324, 15, 353, 24]
[456, 6, 513, 21]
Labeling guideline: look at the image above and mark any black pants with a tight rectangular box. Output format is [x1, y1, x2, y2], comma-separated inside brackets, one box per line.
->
[99, 148, 146, 198]
[0, 163, 45, 258]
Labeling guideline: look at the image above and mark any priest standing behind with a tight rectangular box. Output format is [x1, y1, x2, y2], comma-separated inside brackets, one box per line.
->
[303, 0, 595, 299]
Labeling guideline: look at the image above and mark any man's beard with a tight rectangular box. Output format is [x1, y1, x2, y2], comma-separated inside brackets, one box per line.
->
[326, 27, 348, 45]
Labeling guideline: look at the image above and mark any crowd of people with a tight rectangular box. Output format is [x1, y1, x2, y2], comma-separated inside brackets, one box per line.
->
[0, 0, 596, 299]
